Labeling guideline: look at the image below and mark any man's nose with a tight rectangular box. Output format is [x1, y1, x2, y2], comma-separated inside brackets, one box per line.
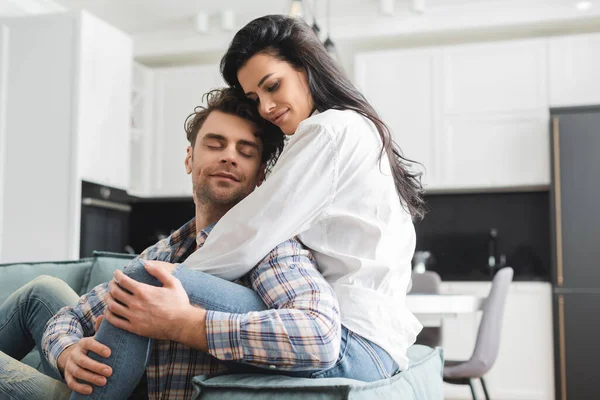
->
[219, 147, 238, 166]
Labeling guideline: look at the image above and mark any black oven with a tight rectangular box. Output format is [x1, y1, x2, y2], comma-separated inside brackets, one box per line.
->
[80, 181, 133, 258]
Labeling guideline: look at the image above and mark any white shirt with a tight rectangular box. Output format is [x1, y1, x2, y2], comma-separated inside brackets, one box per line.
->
[183, 109, 422, 370]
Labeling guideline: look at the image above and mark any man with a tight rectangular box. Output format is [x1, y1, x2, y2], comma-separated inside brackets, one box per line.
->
[0, 88, 342, 399]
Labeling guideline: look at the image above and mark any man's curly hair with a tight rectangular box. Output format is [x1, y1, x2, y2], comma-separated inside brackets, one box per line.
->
[184, 87, 285, 174]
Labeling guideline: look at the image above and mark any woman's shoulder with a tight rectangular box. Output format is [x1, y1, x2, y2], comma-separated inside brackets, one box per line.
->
[298, 109, 377, 146]
[301, 109, 370, 131]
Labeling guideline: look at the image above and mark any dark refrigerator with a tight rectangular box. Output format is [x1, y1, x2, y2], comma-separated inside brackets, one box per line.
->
[550, 106, 600, 400]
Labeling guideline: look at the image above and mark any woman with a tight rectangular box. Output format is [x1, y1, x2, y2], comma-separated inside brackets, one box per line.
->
[183, 14, 425, 377]
[71, 16, 425, 399]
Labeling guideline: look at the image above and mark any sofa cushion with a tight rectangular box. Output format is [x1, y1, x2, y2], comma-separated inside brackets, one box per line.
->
[82, 251, 137, 293]
[191, 345, 444, 400]
[0, 259, 93, 304]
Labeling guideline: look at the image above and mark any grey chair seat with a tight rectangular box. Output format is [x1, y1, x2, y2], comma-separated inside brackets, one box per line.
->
[444, 359, 489, 379]
[442, 267, 514, 400]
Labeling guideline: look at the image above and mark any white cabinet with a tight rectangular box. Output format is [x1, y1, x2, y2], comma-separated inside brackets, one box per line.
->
[355, 48, 443, 190]
[441, 39, 550, 190]
[0, 12, 132, 262]
[443, 112, 550, 188]
[76, 12, 132, 190]
[441, 282, 555, 400]
[147, 65, 225, 197]
[129, 62, 155, 196]
[442, 40, 548, 115]
[355, 38, 550, 192]
[548, 33, 600, 107]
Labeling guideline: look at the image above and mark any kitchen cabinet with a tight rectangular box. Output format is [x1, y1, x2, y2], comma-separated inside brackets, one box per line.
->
[76, 12, 132, 190]
[129, 62, 155, 196]
[441, 39, 548, 115]
[146, 64, 225, 197]
[355, 48, 443, 190]
[441, 281, 555, 400]
[548, 33, 600, 108]
[355, 38, 550, 192]
[556, 294, 600, 400]
[0, 11, 132, 262]
[443, 112, 550, 188]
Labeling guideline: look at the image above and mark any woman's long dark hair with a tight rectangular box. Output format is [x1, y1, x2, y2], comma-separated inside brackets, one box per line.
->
[220, 15, 425, 221]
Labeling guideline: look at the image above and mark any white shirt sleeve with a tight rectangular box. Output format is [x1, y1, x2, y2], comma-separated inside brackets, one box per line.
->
[182, 123, 338, 280]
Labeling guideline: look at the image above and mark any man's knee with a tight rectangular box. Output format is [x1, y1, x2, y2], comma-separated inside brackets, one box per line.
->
[25, 275, 72, 297]
[122, 259, 161, 287]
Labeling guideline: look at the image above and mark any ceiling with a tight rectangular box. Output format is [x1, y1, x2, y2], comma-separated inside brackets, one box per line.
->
[2, 0, 600, 63]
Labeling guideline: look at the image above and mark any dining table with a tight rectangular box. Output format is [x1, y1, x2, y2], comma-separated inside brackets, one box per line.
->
[405, 294, 486, 327]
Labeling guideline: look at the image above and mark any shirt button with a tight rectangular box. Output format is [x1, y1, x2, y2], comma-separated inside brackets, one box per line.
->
[269, 365, 277, 369]
[224, 353, 232, 360]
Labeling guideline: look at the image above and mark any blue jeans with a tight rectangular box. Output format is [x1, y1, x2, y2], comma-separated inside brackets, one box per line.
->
[80, 261, 399, 400]
[0, 276, 75, 400]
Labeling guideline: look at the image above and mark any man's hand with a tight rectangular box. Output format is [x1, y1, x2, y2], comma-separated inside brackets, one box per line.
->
[104, 261, 193, 342]
[57, 315, 113, 395]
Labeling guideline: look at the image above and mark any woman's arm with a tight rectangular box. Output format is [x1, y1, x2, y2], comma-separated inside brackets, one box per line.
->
[182, 123, 338, 281]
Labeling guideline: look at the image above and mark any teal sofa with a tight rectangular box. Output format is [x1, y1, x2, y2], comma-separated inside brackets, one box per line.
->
[0, 252, 444, 399]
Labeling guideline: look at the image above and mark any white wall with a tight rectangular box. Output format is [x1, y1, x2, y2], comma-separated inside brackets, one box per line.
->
[0, 15, 77, 262]
[0, 24, 9, 260]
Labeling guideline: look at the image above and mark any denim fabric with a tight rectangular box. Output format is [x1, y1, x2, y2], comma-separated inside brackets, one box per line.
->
[77, 261, 271, 400]
[83, 261, 399, 399]
[0, 276, 77, 400]
[309, 328, 399, 381]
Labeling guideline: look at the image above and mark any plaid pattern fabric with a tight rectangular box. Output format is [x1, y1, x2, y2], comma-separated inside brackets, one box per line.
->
[42, 218, 341, 400]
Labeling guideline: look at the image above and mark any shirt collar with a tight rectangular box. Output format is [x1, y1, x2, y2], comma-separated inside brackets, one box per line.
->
[196, 222, 216, 248]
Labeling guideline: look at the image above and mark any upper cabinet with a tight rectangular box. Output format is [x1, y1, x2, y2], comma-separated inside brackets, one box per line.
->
[548, 33, 600, 108]
[442, 39, 548, 115]
[132, 64, 225, 197]
[355, 38, 550, 192]
[355, 48, 442, 190]
[129, 62, 154, 196]
[76, 12, 133, 190]
[440, 39, 550, 189]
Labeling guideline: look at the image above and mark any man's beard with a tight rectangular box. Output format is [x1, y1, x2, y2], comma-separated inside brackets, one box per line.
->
[193, 181, 251, 209]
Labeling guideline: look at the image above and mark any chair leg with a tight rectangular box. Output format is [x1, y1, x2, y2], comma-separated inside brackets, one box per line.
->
[468, 379, 478, 400]
[480, 377, 490, 400]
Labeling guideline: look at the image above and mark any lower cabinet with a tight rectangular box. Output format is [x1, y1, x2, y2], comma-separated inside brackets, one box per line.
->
[554, 293, 600, 400]
[441, 282, 555, 400]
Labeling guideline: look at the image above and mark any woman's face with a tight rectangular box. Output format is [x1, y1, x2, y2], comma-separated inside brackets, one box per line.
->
[237, 53, 313, 135]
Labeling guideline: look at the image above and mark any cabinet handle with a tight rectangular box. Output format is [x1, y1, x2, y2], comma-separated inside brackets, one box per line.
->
[552, 116, 564, 287]
[82, 198, 132, 213]
[558, 295, 567, 400]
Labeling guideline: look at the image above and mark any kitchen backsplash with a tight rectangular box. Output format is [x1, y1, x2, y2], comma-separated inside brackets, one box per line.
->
[128, 191, 551, 282]
[414, 191, 551, 281]
[129, 198, 195, 255]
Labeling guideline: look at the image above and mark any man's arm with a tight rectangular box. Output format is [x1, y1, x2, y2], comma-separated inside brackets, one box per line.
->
[41, 280, 111, 373]
[42, 239, 170, 373]
[183, 238, 342, 371]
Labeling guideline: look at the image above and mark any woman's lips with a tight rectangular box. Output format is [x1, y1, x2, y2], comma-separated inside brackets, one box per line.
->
[271, 110, 289, 125]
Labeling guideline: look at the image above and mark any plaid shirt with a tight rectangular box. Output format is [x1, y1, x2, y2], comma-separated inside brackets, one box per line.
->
[42, 218, 341, 400]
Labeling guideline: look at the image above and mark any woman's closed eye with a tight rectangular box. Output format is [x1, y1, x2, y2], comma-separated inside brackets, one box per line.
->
[266, 81, 279, 93]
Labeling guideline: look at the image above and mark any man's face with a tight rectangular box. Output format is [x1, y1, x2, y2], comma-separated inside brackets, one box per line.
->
[185, 110, 265, 208]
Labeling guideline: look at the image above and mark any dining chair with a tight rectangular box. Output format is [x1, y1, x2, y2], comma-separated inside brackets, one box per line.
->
[443, 267, 514, 400]
[410, 271, 443, 348]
